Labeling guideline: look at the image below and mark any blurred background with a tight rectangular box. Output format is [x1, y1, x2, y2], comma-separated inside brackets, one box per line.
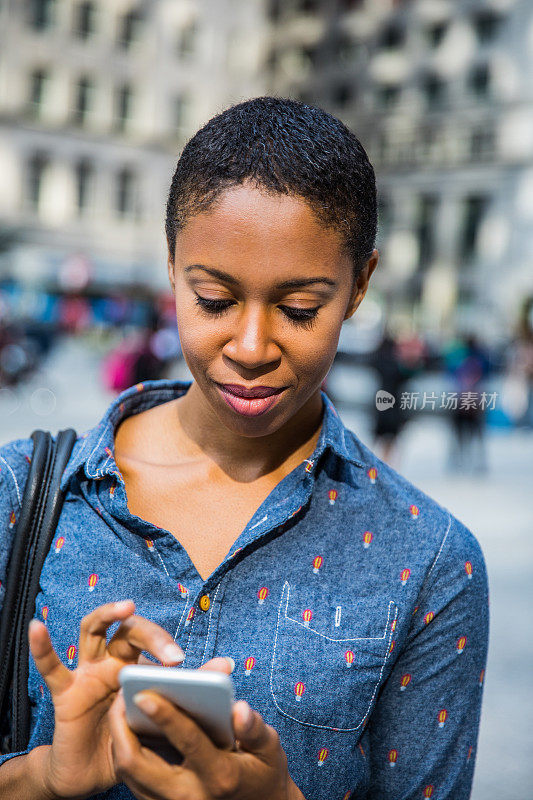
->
[0, 0, 531, 797]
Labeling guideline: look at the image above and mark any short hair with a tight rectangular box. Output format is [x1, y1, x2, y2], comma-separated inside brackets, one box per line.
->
[165, 96, 377, 279]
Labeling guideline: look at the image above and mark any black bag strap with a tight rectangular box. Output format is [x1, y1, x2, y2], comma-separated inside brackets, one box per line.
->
[0, 428, 77, 754]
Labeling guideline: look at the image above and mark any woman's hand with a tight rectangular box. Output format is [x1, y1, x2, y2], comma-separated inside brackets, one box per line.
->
[108, 687, 305, 800]
[28, 601, 232, 800]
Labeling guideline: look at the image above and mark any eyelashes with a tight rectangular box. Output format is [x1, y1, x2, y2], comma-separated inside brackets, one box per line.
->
[194, 295, 321, 329]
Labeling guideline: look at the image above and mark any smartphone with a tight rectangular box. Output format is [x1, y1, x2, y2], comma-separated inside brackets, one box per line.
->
[119, 665, 236, 763]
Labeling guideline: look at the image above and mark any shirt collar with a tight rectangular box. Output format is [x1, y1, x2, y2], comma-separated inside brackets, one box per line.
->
[60, 379, 368, 491]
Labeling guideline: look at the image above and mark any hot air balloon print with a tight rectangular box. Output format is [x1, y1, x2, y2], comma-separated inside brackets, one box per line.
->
[400, 673, 411, 691]
[109, 485, 115, 499]
[345, 650, 354, 668]
[342, 792, 351, 800]
[177, 583, 188, 599]
[9, 511, 15, 529]
[456, 636, 467, 654]
[54, 536, 65, 554]
[302, 609, 312, 627]
[400, 568, 411, 586]
[42, 606, 48, 624]
[363, 531, 373, 549]
[257, 586, 269, 604]
[305, 460, 313, 473]
[135, 382, 144, 392]
[39, 684, 44, 696]
[88, 573, 98, 592]
[467, 745, 473, 761]
[391, 618, 397, 632]
[328, 489, 337, 506]
[294, 682, 305, 702]
[479, 669, 485, 687]
[312, 556, 323, 575]
[317, 747, 329, 766]
[424, 611, 434, 625]
[367, 467, 377, 484]
[145, 539, 155, 551]
[67, 645, 77, 665]
[465, 561, 473, 579]
[185, 607, 194, 627]
[104, 446, 112, 458]
[388, 640, 395, 655]
[244, 656, 256, 676]
[438, 708, 448, 728]
[388, 749, 397, 767]
[424, 787, 434, 798]
[409, 504, 419, 519]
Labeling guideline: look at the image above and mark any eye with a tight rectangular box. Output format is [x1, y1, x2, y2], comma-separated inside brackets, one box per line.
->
[195, 295, 234, 316]
[279, 305, 321, 328]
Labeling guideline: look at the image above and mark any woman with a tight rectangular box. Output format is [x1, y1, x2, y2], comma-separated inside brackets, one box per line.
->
[0, 97, 488, 800]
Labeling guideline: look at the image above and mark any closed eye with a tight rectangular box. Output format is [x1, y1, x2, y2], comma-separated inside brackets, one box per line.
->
[195, 295, 321, 328]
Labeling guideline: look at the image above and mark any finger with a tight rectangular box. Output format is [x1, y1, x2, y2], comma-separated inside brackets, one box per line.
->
[107, 616, 185, 666]
[109, 690, 188, 795]
[28, 619, 72, 696]
[78, 600, 136, 663]
[198, 656, 235, 675]
[132, 690, 222, 779]
[232, 701, 278, 758]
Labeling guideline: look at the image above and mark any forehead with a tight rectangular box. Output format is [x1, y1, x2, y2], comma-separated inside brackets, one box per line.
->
[174, 183, 349, 283]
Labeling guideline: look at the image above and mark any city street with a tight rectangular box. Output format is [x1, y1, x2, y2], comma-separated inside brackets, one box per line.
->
[0, 339, 531, 800]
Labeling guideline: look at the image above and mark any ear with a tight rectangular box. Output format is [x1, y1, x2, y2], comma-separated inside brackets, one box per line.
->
[344, 249, 379, 321]
[167, 250, 175, 293]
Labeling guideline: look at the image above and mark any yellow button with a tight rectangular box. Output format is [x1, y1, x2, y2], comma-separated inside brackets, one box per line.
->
[199, 595, 210, 612]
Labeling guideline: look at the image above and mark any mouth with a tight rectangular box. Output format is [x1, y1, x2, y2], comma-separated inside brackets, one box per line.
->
[216, 383, 286, 417]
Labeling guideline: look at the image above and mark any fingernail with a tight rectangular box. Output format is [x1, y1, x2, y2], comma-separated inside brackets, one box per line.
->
[134, 693, 157, 715]
[226, 657, 235, 673]
[163, 643, 185, 663]
[115, 600, 133, 610]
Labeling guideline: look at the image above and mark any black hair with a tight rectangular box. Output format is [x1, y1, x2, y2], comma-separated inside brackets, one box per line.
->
[165, 96, 377, 279]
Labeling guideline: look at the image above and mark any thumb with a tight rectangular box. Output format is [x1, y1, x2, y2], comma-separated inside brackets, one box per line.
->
[232, 701, 274, 755]
[28, 619, 73, 696]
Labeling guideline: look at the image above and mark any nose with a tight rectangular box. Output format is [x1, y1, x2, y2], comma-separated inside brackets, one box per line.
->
[223, 302, 281, 370]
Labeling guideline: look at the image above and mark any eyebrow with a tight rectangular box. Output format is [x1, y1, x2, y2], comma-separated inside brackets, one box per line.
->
[184, 265, 337, 289]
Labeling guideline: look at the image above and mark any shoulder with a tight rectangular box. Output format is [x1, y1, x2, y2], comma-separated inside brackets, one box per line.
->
[0, 436, 34, 509]
[343, 430, 487, 579]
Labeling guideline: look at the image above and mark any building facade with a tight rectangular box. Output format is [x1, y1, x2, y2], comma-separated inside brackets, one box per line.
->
[0, 0, 268, 291]
[267, 0, 533, 342]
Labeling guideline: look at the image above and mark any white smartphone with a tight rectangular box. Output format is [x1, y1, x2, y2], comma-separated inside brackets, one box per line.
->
[119, 665, 236, 763]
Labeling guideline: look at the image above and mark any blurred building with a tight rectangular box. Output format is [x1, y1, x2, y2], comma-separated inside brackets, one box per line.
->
[267, 0, 533, 342]
[0, 0, 268, 292]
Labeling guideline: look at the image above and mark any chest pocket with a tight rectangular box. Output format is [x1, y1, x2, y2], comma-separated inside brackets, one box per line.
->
[270, 581, 397, 732]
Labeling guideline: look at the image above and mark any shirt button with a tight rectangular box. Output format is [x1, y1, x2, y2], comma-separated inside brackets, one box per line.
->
[199, 595, 210, 612]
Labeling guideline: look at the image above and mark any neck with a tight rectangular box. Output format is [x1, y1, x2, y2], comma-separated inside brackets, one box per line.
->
[174, 382, 324, 483]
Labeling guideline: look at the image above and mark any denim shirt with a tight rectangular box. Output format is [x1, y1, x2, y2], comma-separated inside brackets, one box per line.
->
[0, 379, 489, 800]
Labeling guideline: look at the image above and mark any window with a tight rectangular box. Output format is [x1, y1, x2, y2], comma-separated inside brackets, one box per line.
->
[117, 8, 142, 49]
[378, 23, 404, 49]
[27, 152, 48, 210]
[115, 84, 133, 132]
[331, 82, 354, 108]
[422, 73, 445, 108]
[177, 20, 197, 59]
[74, 1, 96, 39]
[28, 68, 49, 117]
[417, 194, 438, 269]
[378, 84, 400, 108]
[427, 21, 447, 48]
[473, 11, 502, 44]
[470, 126, 495, 160]
[116, 167, 136, 217]
[75, 158, 93, 213]
[73, 76, 93, 125]
[468, 63, 490, 97]
[460, 195, 489, 261]
[28, 0, 56, 31]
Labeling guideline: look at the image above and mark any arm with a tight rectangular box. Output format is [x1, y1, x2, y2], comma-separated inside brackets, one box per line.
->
[365, 515, 489, 799]
[0, 747, 65, 800]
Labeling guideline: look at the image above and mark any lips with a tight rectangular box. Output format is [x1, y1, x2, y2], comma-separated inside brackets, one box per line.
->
[218, 384, 284, 399]
[216, 383, 286, 417]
